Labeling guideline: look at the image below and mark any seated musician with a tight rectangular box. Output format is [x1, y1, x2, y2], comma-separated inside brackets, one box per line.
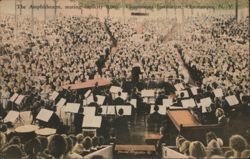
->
[147, 105, 163, 132]
[114, 92, 125, 105]
[172, 92, 186, 107]
[112, 108, 130, 144]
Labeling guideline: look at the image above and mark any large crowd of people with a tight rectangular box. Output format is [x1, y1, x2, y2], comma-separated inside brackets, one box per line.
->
[0, 6, 249, 159]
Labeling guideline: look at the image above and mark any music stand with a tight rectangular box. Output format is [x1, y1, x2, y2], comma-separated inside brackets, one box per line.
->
[4, 110, 19, 123]
[36, 109, 54, 125]
[56, 98, 66, 118]
[49, 91, 59, 107]
[14, 95, 26, 125]
[141, 89, 155, 104]
[82, 115, 102, 136]
[64, 103, 80, 132]
[9, 93, 19, 110]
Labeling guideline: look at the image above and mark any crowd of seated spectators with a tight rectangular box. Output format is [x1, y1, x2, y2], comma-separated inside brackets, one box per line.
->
[180, 15, 249, 95]
[174, 131, 250, 158]
[0, 129, 107, 159]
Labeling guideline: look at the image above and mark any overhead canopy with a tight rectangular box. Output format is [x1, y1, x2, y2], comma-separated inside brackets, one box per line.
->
[62, 78, 111, 90]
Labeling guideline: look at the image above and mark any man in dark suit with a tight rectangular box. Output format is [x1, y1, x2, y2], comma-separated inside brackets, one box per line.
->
[74, 107, 84, 134]
[112, 108, 130, 144]
[132, 63, 142, 83]
[113, 92, 125, 105]
[88, 96, 100, 115]
[147, 105, 163, 132]
[215, 108, 227, 127]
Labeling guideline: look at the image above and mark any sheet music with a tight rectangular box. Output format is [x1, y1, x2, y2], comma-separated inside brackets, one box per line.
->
[49, 91, 59, 101]
[82, 116, 102, 128]
[174, 83, 185, 91]
[163, 98, 173, 106]
[86, 94, 94, 105]
[10, 93, 19, 102]
[116, 105, 132, 115]
[96, 95, 106, 105]
[191, 87, 199, 95]
[213, 88, 224, 97]
[120, 92, 128, 100]
[83, 107, 96, 116]
[15, 95, 25, 105]
[176, 90, 189, 98]
[181, 98, 196, 108]
[130, 99, 137, 108]
[36, 109, 54, 122]
[100, 106, 108, 115]
[141, 89, 155, 97]
[225, 95, 239, 106]
[110, 86, 122, 94]
[84, 90, 91, 98]
[200, 97, 212, 113]
[4, 111, 19, 123]
[64, 103, 81, 113]
[56, 98, 66, 107]
[143, 98, 148, 103]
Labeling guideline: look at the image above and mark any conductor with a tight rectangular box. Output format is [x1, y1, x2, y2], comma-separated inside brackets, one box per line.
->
[132, 60, 142, 83]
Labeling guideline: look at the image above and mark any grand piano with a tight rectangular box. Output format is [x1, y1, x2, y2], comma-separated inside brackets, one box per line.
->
[166, 108, 226, 144]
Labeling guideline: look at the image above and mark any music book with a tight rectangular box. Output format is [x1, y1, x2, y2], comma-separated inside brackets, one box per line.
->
[181, 98, 196, 108]
[56, 98, 66, 107]
[191, 87, 199, 95]
[36, 109, 54, 122]
[143, 98, 148, 103]
[213, 88, 224, 97]
[130, 99, 137, 108]
[96, 95, 106, 105]
[4, 111, 19, 123]
[82, 116, 102, 128]
[163, 98, 173, 107]
[120, 92, 128, 100]
[84, 90, 91, 98]
[10, 93, 19, 102]
[83, 107, 96, 116]
[141, 89, 155, 97]
[15, 95, 25, 105]
[200, 97, 212, 108]
[225, 95, 239, 106]
[107, 106, 116, 115]
[110, 86, 122, 94]
[86, 94, 94, 105]
[202, 105, 212, 113]
[64, 103, 80, 113]
[174, 83, 185, 91]
[149, 98, 155, 104]
[116, 105, 132, 115]
[49, 91, 59, 101]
